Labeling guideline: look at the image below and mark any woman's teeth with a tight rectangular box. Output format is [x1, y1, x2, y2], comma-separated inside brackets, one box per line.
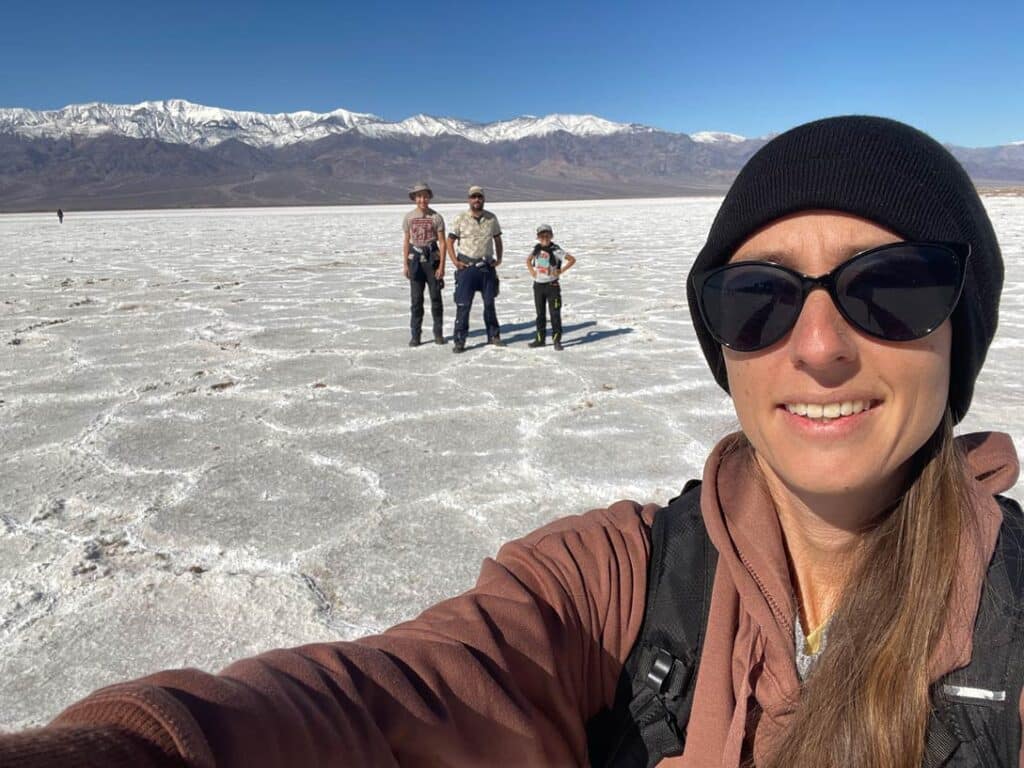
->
[785, 400, 871, 420]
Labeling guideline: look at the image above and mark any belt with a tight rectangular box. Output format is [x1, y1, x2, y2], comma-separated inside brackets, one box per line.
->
[458, 254, 492, 268]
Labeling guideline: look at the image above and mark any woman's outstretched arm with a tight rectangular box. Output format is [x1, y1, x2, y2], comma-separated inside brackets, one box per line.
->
[0, 501, 656, 768]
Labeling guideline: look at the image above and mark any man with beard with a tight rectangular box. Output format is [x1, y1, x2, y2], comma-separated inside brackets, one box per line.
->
[447, 186, 504, 352]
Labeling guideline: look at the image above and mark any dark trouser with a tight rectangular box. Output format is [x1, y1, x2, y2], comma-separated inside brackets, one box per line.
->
[453, 264, 499, 343]
[409, 257, 443, 339]
[533, 280, 562, 342]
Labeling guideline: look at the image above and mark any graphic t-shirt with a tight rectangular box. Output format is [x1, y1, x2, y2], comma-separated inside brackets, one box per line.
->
[403, 208, 445, 258]
[530, 243, 568, 284]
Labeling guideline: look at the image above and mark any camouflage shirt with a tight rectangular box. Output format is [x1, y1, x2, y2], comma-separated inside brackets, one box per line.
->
[450, 210, 502, 260]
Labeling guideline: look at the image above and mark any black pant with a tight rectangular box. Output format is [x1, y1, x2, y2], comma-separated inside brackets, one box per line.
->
[409, 258, 443, 338]
[533, 281, 562, 342]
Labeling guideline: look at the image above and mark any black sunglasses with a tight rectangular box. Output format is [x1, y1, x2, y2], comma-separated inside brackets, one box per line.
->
[695, 241, 969, 352]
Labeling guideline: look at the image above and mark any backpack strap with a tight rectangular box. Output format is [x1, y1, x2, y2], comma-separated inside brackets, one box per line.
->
[586, 487, 1024, 768]
[924, 494, 1024, 768]
[586, 480, 717, 767]
[549, 243, 563, 270]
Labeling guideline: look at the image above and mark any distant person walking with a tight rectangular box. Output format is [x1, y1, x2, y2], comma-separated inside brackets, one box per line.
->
[57, 208, 64, 224]
[447, 185, 503, 353]
[526, 224, 576, 350]
[402, 182, 446, 346]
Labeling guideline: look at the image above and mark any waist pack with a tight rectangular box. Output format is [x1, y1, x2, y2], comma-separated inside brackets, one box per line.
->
[585, 482, 1024, 768]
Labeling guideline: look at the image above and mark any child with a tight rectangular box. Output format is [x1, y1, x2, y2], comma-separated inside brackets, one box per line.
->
[526, 224, 576, 350]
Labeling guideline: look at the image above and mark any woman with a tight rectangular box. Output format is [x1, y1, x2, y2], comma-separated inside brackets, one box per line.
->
[1, 116, 1019, 767]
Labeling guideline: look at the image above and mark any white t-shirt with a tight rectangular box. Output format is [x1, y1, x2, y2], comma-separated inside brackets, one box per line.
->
[530, 244, 568, 284]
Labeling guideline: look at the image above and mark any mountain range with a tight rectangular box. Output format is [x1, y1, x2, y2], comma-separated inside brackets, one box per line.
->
[1, 100, 1021, 212]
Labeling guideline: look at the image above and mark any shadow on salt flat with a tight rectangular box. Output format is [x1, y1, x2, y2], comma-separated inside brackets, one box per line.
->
[559, 326, 632, 348]
[455, 320, 633, 349]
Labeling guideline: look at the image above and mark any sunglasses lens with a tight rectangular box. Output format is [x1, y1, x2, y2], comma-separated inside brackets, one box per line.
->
[699, 242, 965, 351]
[701, 265, 802, 351]
[836, 244, 962, 341]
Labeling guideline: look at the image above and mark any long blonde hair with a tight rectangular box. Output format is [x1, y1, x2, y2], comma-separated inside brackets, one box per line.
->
[764, 411, 969, 767]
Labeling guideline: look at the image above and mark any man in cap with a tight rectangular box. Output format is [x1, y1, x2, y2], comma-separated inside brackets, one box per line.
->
[446, 186, 504, 352]
[402, 182, 447, 346]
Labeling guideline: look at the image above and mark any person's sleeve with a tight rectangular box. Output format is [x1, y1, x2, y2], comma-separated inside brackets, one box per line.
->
[434, 213, 445, 233]
[0, 724, 186, 768]
[10, 501, 657, 768]
[492, 216, 502, 237]
[449, 215, 460, 239]
[401, 213, 410, 234]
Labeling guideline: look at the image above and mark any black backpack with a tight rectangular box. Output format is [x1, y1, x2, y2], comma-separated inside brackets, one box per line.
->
[585, 481, 1024, 767]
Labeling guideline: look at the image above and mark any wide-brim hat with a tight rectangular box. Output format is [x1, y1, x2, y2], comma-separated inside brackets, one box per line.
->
[409, 182, 433, 201]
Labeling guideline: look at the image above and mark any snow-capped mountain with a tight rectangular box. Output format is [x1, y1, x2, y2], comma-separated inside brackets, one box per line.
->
[0, 99, 655, 148]
[689, 131, 747, 144]
[3, 100, 1019, 213]
[0, 100, 382, 149]
[358, 113, 654, 143]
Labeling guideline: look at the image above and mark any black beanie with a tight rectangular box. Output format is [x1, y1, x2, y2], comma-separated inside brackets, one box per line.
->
[686, 115, 1003, 423]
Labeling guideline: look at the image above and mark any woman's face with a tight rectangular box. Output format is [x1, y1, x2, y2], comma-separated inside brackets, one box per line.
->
[722, 211, 952, 510]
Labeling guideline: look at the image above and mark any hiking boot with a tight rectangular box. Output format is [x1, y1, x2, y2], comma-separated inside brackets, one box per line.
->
[553, 341, 564, 351]
[528, 339, 546, 348]
[487, 336, 506, 347]
[434, 335, 447, 345]
[453, 340, 466, 354]
[408, 336, 421, 348]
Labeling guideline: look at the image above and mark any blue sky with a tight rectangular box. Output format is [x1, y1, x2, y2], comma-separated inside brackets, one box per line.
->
[2, 0, 1021, 146]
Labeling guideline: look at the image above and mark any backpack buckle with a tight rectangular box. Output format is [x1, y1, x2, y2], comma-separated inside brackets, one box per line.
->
[645, 648, 675, 693]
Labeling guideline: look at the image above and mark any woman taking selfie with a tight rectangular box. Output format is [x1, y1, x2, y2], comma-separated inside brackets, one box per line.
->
[1, 116, 1019, 768]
